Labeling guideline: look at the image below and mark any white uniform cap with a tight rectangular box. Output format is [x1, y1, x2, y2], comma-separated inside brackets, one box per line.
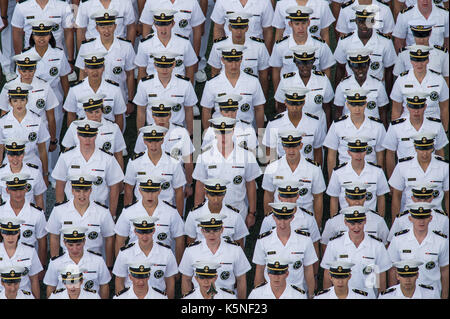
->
[80, 51, 108, 61]
[68, 174, 96, 183]
[402, 91, 431, 99]
[343, 136, 374, 143]
[3, 137, 28, 146]
[344, 88, 371, 98]
[29, 19, 56, 28]
[135, 173, 165, 185]
[204, 178, 230, 188]
[405, 44, 433, 53]
[73, 119, 103, 130]
[130, 215, 160, 225]
[147, 99, 178, 109]
[343, 182, 370, 190]
[60, 226, 89, 235]
[0, 216, 26, 226]
[225, 12, 253, 21]
[326, 260, 355, 269]
[193, 261, 222, 272]
[281, 87, 310, 97]
[139, 124, 169, 135]
[151, 9, 178, 17]
[90, 9, 119, 20]
[410, 132, 437, 141]
[150, 51, 181, 60]
[195, 213, 227, 223]
[392, 259, 424, 269]
[1, 173, 31, 183]
[4, 82, 33, 92]
[290, 45, 318, 56]
[214, 94, 243, 104]
[346, 48, 373, 60]
[0, 265, 26, 275]
[217, 44, 247, 53]
[268, 202, 298, 211]
[265, 255, 292, 266]
[340, 205, 367, 215]
[411, 182, 439, 191]
[209, 116, 237, 127]
[59, 264, 86, 276]
[12, 52, 42, 63]
[405, 202, 435, 211]
[285, 6, 314, 16]
[273, 179, 304, 189]
[278, 129, 303, 139]
[351, 4, 380, 14]
[77, 93, 106, 104]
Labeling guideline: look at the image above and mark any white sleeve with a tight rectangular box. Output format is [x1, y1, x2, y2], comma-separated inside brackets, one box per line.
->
[105, 156, 125, 186]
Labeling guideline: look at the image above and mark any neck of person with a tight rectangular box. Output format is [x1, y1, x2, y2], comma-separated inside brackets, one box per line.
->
[20, 76, 33, 85]
[68, 290, 81, 300]
[351, 157, 365, 172]
[349, 230, 365, 246]
[232, 34, 246, 45]
[134, 285, 149, 299]
[142, 199, 158, 215]
[293, 32, 307, 45]
[158, 33, 171, 47]
[101, 35, 114, 50]
[35, 44, 49, 57]
[225, 68, 241, 82]
[74, 199, 90, 216]
[139, 240, 154, 256]
[418, 4, 433, 18]
[286, 153, 301, 168]
[69, 253, 83, 264]
[358, 0, 373, 5]
[158, 71, 172, 87]
[358, 29, 373, 44]
[350, 112, 365, 126]
[206, 238, 221, 253]
[276, 225, 291, 241]
[334, 285, 349, 299]
[288, 108, 303, 126]
[355, 73, 368, 86]
[4, 241, 18, 258]
[216, 136, 234, 157]
[147, 149, 162, 165]
[271, 281, 287, 298]
[10, 162, 24, 174]
[417, 156, 431, 172]
[413, 226, 429, 242]
[300, 72, 311, 86]
[13, 108, 27, 122]
[10, 198, 25, 214]
[400, 283, 416, 298]
[5, 290, 18, 299]
[413, 68, 427, 83]
[80, 144, 96, 161]
[409, 114, 424, 128]
[88, 76, 102, 92]
[208, 202, 223, 214]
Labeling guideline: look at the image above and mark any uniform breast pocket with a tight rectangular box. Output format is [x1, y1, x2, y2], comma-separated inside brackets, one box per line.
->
[300, 135, 315, 157]
[99, 136, 114, 153]
[423, 252, 439, 272]
[238, 95, 253, 113]
[231, 166, 245, 186]
[102, 98, 114, 116]
[17, 259, 32, 277]
[297, 180, 312, 198]
[177, 12, 192, 31]
[81, 271, 98, 290]
[366, 91, 379, 111]
[91, 169, 106, 187]
[308, 89, 325, 106]
[308, 19, 320, 35]
[150, 264, 167, 281]
[48, 60, 61, 78]
[242, 57, 258, 76]
[111, 59, 126, 77]
[159, 173, 173, 191]
[154, 225, 170, 243]
[168, 95, 185, 113]
[218, 261, 234, 282]
[86, 225, 102, 242]
[400, 248, 413, 260]
[21, 224, 36, 241]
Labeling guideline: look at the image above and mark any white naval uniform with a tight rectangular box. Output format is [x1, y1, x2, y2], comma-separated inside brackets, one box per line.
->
[320, 231, 392, 295]
[208, 35, 270, 77]
[390, 69, 449, 120]
[262, 111, 326, 160]
[314, 286, 371, 299]
[336, 0, 395, 35]
[139, 0, 206, 39]
[11, 0, 74, 50]
[0, 0, 18, 74]
[0, 242, 43, 293]
[200, 71, 266, 126]
[326, 161, 390, 213]
[0, 162, 47, 204]
[387, 227, 449, 292]
[178, 238, 252, 292]
[382, 117, 448, 159]
[393, 45, 450, 78]
[388, 155, 449, 212]
[201, 120, 258, 152]
[262, 155, 326, 213]
[49, 287, 101, 299]
[114, 285, 168, 299]
[393, 4, 449, 48]
[75, 0, 136, 40]
[323, 114, 387, 165]
[269, 34, 336, 77]
[45, 199, 115, 255]
[63, 78, 127, 123]
[114, 199, 185, 251]
[124, 151, 186, 206]
[272, 0, 335, 38]
[132, 73, 198, 127]
[43, 250, 111, 292]
[248, 282, 307, 299]
[377, 283, 440, 299]
[112, 241, 178, 293]
[210, 0, 274, 39]
[183, 287, 237, 299]
[0, 289, 35, 299]
[274, 70, 334, 117]
[387, 209, 449, 243]
[252, 229, 318, 290]
[192, 142, 262, 220]
[259, 207, 321, 244]
[334, 31, 397, 82]
[0, 200, 47, 249]
[75, 37, 136, 101]
[51, 146, 125, 205]
[184, 201, 249, 242]
[134, 33, 198, 77]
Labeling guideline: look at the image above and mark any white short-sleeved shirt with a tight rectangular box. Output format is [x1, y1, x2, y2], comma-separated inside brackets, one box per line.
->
[112, 241, 178, 292]
[113, 285, 168, 299]
[262, 111, 326, 160]
[272, 0, 335, 38]
[248, 282, 307, 299]
[139, 0, 205, 38]
[124, 151, 186, 205]
[326, 161, 390, 212]
[269, 34, 336, 76]
[382, 117, 448, 159]
[45, 199, 115, 255]
[388, 155, 449, 212]
[114, 200, 185, 250]
[178, 238, 252, 291]
[184, 202, 249, 242]
[200, 71, 266, 125]
[262, 155, 326, 213]
[208, 36, 270, 76]
[390, 69, 449, 120]
[377, 283, 440, 299]
[252, 229, 318, 290]
[75, 0, 135, 40]
[132, 73, 198, 127]
[201, 120, 258, 152]
[51, 146, 125, 205]
[323, 115, 387, 165]
[49, 288, 101, 299]
[388, 227, 449, 291]
[334, 31, 397, 82]
[314, 286, 372, 299]
[0, 289, 35, 299]
[211, 0, 274, 39]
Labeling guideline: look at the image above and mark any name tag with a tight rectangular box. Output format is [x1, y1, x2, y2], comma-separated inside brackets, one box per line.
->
[408, 178, 416, 181]
[26, 16, 35, 19]
[401, 138, 410, 141]
[339, 255, 348, 258]
[403, 250, 411, 253]
[267, 251, 276, 255]
[404, 85, 414, 88]
[208, 165, 217, 169]
[275, 176, 284, 179]
[71, 165, 80, 169]
[137, 172, 146, 175]
[284, 55, 293, 59]
[3, 125, 12, 129]
[148, 94, 157, 97]
[64, 221, 73, 225]
[217, 93, 226, 97]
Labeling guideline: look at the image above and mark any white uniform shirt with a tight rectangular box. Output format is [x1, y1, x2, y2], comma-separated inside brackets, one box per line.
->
[49, 288, 101, 299]
[314, 286, 371, 299]
[396, 0, 448, 7]
[183, 287, 237, 299]
[201, 120, 258, 152]
[377, 283, 440, 299]
[248, 282, 307, 299]
[387, 227, 449, 291]
[45, 199, 115, 255]
[51, 146, 125, 205]
[112, 241, 178, 292]
[113, 285, 168, 299]
[262, 155, 326, 212]
[0, 289, 34, 299]
[388, 155, 449, 212]
[323, 114, 387, 165]
[252, 229, 318, 290]
[326, 161, 390, 212]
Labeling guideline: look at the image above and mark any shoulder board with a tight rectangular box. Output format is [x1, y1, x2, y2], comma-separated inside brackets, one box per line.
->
[254, 281, 268, 289]
[283, 72, 295, 79]
[200, 145, 212, 154]
[157, 241, 171, 249]
[0, 163, 6, 169]
[220, 287, 236, 295]
[21, 290, 31, 295]
[140, 33, 154, 42]
[376, 31, 391, 39]
[175, 33, 189, 40]
[117, 37, 131, 43]
[84, 287, 97, 294]
[295, 229, 311, 237]
[105, 79, 119, 87]
[370, 75, 382, 82]
[250, 36, 264, 43]
[225, 204, 240, 213]
[434, 45, 448, 53]
[399, 46, 407, 53]
[30, 203, 43, 211]
[225, 238, 240, 246]
[335, 114, 348, 122]
[69, 79, 84, 87]
[340, 32, 354, 40]
[419, 284, 434, 290]
[187, 241, 201, 248]
[342, 0, 355, 8]
[22, 242, 35, 248]
[313, 70, 325, 76]
[152, 287, 167, 296]
[141, 74, 154, 82]
[35, 76, 47, 83]
[433, 209, 448, 217]
[391, 118, 407, 125]
[124, 200, 138, 209]
[368, 234, 382, 242]
[26, 162, 39, 169]
[429, 69, 441, 75]
[53, 288, 66, 294]
[291, 285, 305, 294]
[22, 46, 32, 52]
[258, 230, 273, 239]
[163, 200, 177, 209]
[62, 146, 76, 153]
[306, 158, 320, 167]
[300, 207, 314, 216]
[29, 109, 40, 118]
[368, 116, 382, 123]
[120, 242, 135, 251]
[315, 288, 330, 296]
[352, 288, 368, 296]
[191, 200, 206, 211]
[182, 288, 196, 298]
[400, 6, 413, 14]
[271, 113, 285, 121]
[0, 200, 5, 206]
[380, 287, 396, 295]
[375, 0, 389, 6]
[0, 111, 9, 119]
[81, 38, 95, 44]
[305, 112, 319, 120]
[311, 35, 325, 43]
[240, 119, 251, 124]
[436, 5, 449, 11]
[330, 232, 345, 241]
[427, 117, 442, 123]
[435, 156, 449, 163]
[175, 74, 190, 81]
[276, 35, 289, 44]
[394, 229, 410, 236]
[433, 230, 447, 239]
[87, 249, 102, 257]
[100, 148, 113, 156]
[94, 201, 109, 209]
[333, 162, 347, 171]
[400, 70, 409, 77]
[398, 156, 414, 162]
[116, 287, 130, 297]
[213, 36, 228, 43]
[367, 162, 381, 168]
[341, 75, 351, 83]
[51, 252, 65, 261]
[132, 151, 145, 160]
[54, 199, 69, 207]
[398, 210, 410, 217]
[244, 70, 258, 77]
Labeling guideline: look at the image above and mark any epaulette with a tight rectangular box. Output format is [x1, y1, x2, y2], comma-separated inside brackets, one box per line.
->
[81, 38, 95, 44]
[295, 229, 310, 237]
[433, 230, 448, 239]
[132, 152, 145, 160]
[306, 158, 320, 167]
[157, 242, 171, 249]
[54, 199, 69, 207]
[244, 70, 258, 77]
[117, 37, 131, 43]
[29, 109, 40, 117]
[398, 210, 409, 217]
[116, 287, 130, 297]
[0, 163, 7, 169]
[141, 74, 154, 82]
[175, 74, 190, 81]
[283, 72, 295, 79]
[190, 200, 206, 211]
[400, 6, 413, 14]
[368, 116, 382, 123]
[305, 112, 319, 120]
[398, 156, 413, 163]
[220, 287, 236, 295]
[311, 35, 325, 43]
[187, 241, 201, 248]
[342, 0, 355, 8]
[370, 75, 382, 82]
[315, 288, 330, 296]
[254, 281, 267, 289]
[433, 209, 448, 217]
[276, 35, 289, 44]
[436, 5, 448, 11]
[84, 287, 97, 294]
[429, 69, 441, 75]
[394, 229, 409, 236]
[53, 288, 66, 294]
[26, 162, 39, 169]
[69, 79, 84, 87]
[140, 33, 154, 42]
[51, 252, 65, 261]
[163, 200, 177, 209]
[213, 36, 228, 43]
[399, 70, 409, 77]
[35, 76, 47, 83]
[0, 200, 5, 206]
[175, 33, 189, 40]
[335, 114, 348, 122]
[152, 287, 167, 296]
[352, 288, 368, 296]
[120, 242, 135, 251]
[94, 201, 109, 209]
[367, 162, 381, 168]
[375, 0, 389, 6]
[100, 147, 113, 156]
[182, 289, 195, 298]
[201, 145, 212, 153]
[209, 73, 220, 80]
[435, 156, 449, 163]
[62, 146, 76, 153]
[21, 290, 31, 295]
[225, 238, 240, 246]
[434, 45, 448, 53]
[380, 287, 396, 295]
[427, 117, 442, 123]
[30, 203, 43, 211]
[225, 204, 240, 213]
[368, 234, 382, 242]
[291, 285, 306, 294]
[419, 284, 434, 290]
[240, 119, 251, 125]
[399, 46, 407, 52]
[124, 200, 138, 209]
[0, 111, 9, 118]
[258, 230, 272, 239]
[300, 207, 313, 216]
[250, 36, 264, 43]
[271, 113, 284, 121]
[22, 242, 35, 248]
[340, 75, 351, 83]
[87, 249, 102, 257]
[22, 46, 32, 52]
[391, 118, 406, 125]
[105, 79, 119, 87]
[330, 232, 344, 241]
[313, 71, 325, 77]
[340, 32, 354, 40]
[376, 31, 391, 39]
